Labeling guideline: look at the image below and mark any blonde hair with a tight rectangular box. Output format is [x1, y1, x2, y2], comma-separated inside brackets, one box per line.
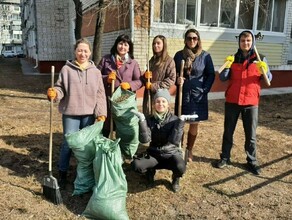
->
[74, 38, 92, 51]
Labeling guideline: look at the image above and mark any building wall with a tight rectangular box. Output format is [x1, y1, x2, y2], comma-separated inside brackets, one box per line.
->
[32, 0, 75, 72]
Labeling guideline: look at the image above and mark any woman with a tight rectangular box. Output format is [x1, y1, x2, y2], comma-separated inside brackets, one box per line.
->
[97, 34, 143, 137]
[174, 28, 215, 163]
[47, 38, 107, 189]
[142, 35, 176, 115]
[131, 89, 186, 193]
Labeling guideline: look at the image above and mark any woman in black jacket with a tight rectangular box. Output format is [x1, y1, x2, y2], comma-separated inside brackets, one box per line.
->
[132, 89, 193, 192]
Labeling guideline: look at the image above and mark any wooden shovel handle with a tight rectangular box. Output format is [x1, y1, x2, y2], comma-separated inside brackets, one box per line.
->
[254, 46, 271, 87]
[49, 66, 54, 173]
[110, 79, 115, 140]
[178, 60, 185, 117]
[216, 60, 231, 74]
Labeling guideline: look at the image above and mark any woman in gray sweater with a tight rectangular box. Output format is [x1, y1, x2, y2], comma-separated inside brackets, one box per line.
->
[47, 38, 107, 189]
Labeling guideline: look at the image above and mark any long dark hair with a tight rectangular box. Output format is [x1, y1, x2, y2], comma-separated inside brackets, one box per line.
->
[110, 34, 134, 59]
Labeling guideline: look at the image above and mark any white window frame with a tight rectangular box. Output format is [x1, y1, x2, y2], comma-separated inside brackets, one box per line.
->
[151, 0, 286, 34]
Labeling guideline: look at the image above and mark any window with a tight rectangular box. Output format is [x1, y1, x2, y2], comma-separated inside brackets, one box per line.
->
[154, 0, 197, 24]
[153, 0, 175, 23]
[257, 0, 286, 32]
[238, 0, 255, 29]
[220, 0, 236, 28]
[153, 0, 285, 33]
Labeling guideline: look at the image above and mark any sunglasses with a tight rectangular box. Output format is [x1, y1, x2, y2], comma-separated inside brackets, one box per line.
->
[186, 36, 198, 41]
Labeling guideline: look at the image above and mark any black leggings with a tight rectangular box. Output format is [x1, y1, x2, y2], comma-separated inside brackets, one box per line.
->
[132, 153, 186, 177]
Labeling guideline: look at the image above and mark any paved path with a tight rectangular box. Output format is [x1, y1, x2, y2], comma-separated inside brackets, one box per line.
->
[20, 58, 49, 76]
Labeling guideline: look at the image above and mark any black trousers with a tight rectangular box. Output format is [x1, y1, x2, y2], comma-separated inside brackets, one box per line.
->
[221, 102, 258, 164]
[132, 152, 186, 177]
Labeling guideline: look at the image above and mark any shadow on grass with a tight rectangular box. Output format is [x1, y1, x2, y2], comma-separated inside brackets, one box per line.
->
[203, 153, 292, 197]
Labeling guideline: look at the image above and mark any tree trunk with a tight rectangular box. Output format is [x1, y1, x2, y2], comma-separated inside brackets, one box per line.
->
[73, 0, 83, 40]
[92, 0, 106, 65]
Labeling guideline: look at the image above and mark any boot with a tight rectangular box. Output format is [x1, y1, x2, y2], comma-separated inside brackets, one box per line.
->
[171, 174, 180, 193]
[58, 171, 67, 190]
[186, 133, 197, 163]
[146, 168, 156, 186]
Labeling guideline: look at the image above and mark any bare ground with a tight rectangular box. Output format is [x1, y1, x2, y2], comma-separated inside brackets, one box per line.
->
[0, 58, 291, 220]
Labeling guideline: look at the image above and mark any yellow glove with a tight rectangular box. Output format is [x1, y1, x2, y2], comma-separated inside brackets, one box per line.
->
[96, 115, 106, 122]
[225, 55, 235, 68]
[107, 71, 116, 84]
[47, 88, 57, 101]
[120, 82, 131, 90]
[255, 61, 268, 75]
[146, 82, 151, 90]
[144, 71, 152, 79]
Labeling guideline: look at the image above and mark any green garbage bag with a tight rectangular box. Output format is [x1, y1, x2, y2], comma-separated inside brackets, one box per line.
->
[82, 137, 129, 220]
[65, 122, 104, 196]
[110, 86, 139, 158]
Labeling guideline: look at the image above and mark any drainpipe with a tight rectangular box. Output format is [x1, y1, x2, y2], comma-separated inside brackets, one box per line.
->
[130, 0, 134, 42]
[33, 0, 38, 69]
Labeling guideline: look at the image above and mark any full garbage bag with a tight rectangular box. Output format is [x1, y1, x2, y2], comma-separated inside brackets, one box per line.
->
[110, 86, 139, 158]
[65, 122, 104, 196]
[82, 137, 129, 220]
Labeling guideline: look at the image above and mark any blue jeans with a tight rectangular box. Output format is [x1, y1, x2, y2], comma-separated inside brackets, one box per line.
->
[58, 114, 95, 172]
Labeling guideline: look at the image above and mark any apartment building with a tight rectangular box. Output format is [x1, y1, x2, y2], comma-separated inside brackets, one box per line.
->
[0, 0, 22, 55]
[21, 0, 292, 90]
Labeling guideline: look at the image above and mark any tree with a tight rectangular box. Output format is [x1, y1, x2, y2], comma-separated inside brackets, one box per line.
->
[73, 0, 82, 40]
[92, 0, 107, 64]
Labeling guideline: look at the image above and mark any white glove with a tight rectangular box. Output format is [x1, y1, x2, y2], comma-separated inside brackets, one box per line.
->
[179, 114, 198, 121]
[130, 109, 145, 121]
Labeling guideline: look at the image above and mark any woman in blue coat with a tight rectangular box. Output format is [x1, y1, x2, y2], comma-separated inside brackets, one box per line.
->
[174, 28, 215, 163]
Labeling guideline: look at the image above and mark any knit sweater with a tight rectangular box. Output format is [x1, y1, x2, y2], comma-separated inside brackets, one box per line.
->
[54, 60, 107, 118]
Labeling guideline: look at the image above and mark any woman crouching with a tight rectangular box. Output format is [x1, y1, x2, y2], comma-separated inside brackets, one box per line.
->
[131, 89, 187, 192]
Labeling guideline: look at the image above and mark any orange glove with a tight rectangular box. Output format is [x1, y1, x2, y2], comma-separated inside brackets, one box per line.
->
[96, 115, 106, 122]
[47, 88, 57, 101]
[107, 71, 116, 84]
[144, 71, 152, 79]
[146, 82, 151, 90]
[120, 82, 131, 90]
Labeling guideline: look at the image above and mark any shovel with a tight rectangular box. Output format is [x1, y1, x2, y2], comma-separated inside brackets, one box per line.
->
[110, 77, 115, 140]
[42, 66, 62, 205]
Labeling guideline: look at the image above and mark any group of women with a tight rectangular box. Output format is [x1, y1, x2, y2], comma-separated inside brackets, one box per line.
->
[47, 28, 216, 192]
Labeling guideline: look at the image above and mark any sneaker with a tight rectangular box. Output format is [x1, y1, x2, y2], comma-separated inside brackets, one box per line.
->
[171, 175, 180, 193]
[216, 159, 231, 168]
[247, 162, 261, 175]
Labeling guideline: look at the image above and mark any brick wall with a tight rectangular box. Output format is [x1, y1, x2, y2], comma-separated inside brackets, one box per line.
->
[35, 0, 74, 61]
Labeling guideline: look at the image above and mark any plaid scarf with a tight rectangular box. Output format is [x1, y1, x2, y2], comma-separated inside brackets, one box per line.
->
[182, 46, 202, 75]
